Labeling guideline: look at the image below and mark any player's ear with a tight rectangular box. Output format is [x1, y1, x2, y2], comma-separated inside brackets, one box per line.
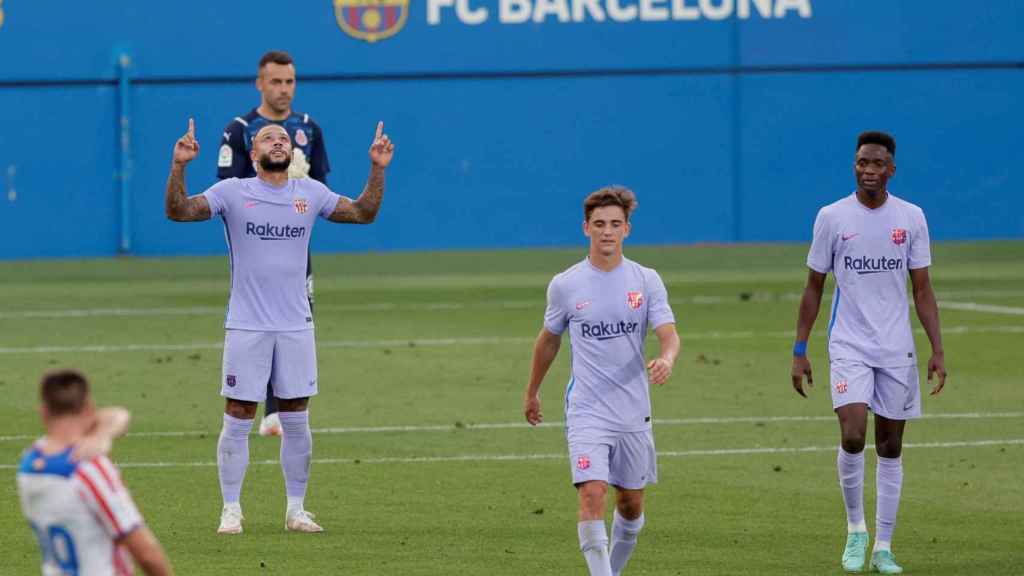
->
[888, 161, 896, 178]
[583, 219, 591, 238]
[623, 220, 631, 238]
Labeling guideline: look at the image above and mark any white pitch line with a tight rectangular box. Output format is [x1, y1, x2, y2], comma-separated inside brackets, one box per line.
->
[2, 323, 1022, 355]
[1, 438, 1019, 470]
[0, 411, 1019, 443]
[940, 301, 1024, 316]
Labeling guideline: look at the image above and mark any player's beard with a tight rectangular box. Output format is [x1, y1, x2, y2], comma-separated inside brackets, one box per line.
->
[259, 152, 292, 173]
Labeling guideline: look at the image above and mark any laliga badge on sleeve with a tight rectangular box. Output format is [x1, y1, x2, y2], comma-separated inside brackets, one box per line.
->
[218, 144, 233, 168]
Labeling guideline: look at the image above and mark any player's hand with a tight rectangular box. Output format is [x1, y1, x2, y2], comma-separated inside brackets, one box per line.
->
[791, 356, 813, 398]
[368, 121, 395, 168]
[524, 394, 543, 426]
[927, 352, 946, 395]
[647, 357, 673, 386]
[172, 118, 200, 166]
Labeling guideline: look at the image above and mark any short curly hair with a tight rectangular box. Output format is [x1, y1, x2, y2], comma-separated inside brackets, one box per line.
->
[583, 186, 638, 222]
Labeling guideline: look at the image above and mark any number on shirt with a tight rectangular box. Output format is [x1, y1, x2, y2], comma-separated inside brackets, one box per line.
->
[30, 522, 79, 575]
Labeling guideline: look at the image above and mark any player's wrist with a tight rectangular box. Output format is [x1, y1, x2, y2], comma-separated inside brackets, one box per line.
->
[793, 340, 808, 357]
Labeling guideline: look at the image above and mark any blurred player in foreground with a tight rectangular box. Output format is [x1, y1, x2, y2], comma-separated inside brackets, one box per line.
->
[217, 50, 332, 437]
[165, 118, 394, 534]
[17, 369, 174, 575]
[791, 131, 946, 574]
[524, 186, 680, 576]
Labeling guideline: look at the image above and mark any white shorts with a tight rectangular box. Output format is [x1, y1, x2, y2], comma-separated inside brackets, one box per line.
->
[221, 329, 318, 402]
[830, 359, 921, 420]
[566, 427, 657, 490]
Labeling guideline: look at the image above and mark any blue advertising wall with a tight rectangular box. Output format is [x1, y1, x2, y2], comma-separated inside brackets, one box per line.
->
[0, 0, 1021, 258]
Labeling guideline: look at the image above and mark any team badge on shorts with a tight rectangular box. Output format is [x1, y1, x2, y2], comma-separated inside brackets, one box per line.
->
[294, 198, 309, 215]
[334, 0, 409, 43]
[294, 128, 308, 147]
[834, 380, 848, 394]
[226, 375, 237, 387]
[577, 455, 591, 471]
[627, 291, 644, 310]
[891, 228, 907, 245]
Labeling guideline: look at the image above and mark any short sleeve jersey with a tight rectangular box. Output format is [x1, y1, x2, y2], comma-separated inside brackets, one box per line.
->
[544, 257, 676, 432]
[217, 109, 330, 184]
[203, 177, 341, 331]
[17, 446, 143, 575]
[807, 193, 931, 367]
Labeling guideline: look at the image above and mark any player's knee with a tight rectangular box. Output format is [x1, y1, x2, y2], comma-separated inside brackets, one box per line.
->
[224, 399, 258, 419]
[841, 434, 866, 454]
[577, 481, 607, 516]
[278, 397, 309, 412]
[875, 437, 902, 458]
[616, 493, 644, 520]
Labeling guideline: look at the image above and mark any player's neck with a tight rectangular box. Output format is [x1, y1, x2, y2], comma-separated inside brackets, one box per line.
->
[257, 171, 289, 187]
[41, 420, 88, 454]
[855, 188, 888, 209]
[589, 250, 624, 272]
[257, 103, 291, 122]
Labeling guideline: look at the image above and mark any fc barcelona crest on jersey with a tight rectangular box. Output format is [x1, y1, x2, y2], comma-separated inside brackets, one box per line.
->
[294, 198, 309, 215]
[891, 228, 907, 245]
[627, 291, 644, 310]
[334, 0, 409, 43]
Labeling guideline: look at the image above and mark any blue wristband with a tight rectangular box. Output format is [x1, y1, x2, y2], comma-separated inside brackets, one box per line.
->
[793, 341, 808, 357]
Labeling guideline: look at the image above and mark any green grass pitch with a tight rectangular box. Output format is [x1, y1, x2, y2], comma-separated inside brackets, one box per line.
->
[1, 241, 1021, 574]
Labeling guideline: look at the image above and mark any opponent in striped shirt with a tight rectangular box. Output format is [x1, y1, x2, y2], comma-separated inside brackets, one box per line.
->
[17, 369, 174, 575]
[791, 131, 947, 574]
[165, 118, 394, 534]
[524, 186, 680, 576]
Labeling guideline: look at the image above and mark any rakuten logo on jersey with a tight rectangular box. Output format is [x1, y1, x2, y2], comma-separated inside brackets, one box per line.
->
[580, 320, 639, 340]
[245, 222, 307, 241]
[844, 255, 903, 275]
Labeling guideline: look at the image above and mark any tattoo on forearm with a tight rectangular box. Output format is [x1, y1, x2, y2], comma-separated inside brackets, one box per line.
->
[165, 164, 210, 222]
[353, 165, 385, 222]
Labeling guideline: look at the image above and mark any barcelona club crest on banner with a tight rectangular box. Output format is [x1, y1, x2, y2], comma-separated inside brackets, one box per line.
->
[334, 0, 409, 43]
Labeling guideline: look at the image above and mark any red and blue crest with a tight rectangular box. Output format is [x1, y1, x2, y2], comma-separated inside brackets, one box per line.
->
[334, 0, 409, 43]
[891, 228, 907, 245]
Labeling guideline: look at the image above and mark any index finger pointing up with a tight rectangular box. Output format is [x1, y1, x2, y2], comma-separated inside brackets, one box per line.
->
[375, 121, 383, 140]
[188, 117, 195, 136]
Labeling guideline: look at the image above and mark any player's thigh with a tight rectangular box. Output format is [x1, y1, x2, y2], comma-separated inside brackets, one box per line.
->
[871, 364, 921, 420]
[270, 330, 318, 400]
[830, 359, 874, 411]
[222, 330, 275, 402]
[609, 429, 657, 490]
[567, 427, 613, 486]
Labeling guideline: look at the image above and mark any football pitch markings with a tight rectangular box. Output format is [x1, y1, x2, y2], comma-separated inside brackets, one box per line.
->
[1, 438, 1020, 470]
[0, 324, 1021, 355]
[2, 289, 1023, 319]
[0, 411, 1019, 443]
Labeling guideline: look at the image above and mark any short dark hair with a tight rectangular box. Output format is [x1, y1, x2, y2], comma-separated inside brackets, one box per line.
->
[584, 186, 638, 221]
[258, 50, 294, 70]
[40, 369, 90, 417]
[857, 131, 896, 157]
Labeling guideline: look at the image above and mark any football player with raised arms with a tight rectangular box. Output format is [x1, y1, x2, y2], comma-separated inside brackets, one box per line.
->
[791, 131, 946, 574]
[165, 117, 394, 534]
[524, 186, 680, 576]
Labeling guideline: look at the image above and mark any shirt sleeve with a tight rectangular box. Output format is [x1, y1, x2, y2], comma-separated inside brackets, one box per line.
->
[315, 181, 343, 219]
[806, 208, 834, 273]
[646, 270, 676, 330]
[201, 179, 234, 216]
[309, 121, 331, 185]
[908, 207, 932, 270]
[543, 276, 569, 335]
[75, 457, 143, 540]
[216, 120, 249, 180]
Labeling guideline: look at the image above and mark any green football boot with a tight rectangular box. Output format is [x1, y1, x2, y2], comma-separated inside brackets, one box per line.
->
[870, 550, 903, 574]
[841, 532, 869, 572]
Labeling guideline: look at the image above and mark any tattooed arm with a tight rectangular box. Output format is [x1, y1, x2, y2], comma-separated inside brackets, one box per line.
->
[328, 121, 394, 224]
[328, 165, 385, 224]
[165, 118, 212, 222]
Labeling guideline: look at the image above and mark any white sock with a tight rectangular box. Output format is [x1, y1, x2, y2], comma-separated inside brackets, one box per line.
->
[610, 511, 645, 576]
[577, 520, 612, 576]
[223, 501, 241, 513]
[874, 540, 892, 553]
[287, 496, 304, 517]
[848, 520, 868, 533]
